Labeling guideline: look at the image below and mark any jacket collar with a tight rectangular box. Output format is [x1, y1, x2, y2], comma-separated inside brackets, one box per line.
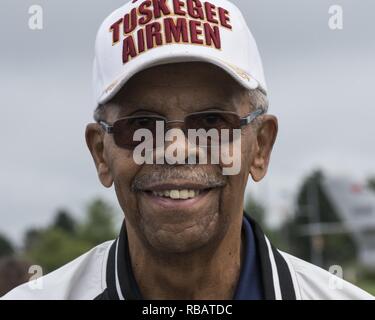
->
[104, 213, 296, 300]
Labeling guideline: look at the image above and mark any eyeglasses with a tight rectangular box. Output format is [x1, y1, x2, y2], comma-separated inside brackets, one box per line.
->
[98, 109, 264, 150]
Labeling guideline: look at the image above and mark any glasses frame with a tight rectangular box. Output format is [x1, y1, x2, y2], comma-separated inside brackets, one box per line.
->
[98, 108, 265, 136]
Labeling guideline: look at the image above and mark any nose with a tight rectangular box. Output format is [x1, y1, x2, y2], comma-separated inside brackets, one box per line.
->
[162, 119, 185, 135]
[153, 127, 203, 165]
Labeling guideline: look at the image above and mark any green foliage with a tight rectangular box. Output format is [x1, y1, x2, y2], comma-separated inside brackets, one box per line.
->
[23, 198, 117, 274]
[53, 210, 76, 234]
[25, 229, 92, 273]
[78, 199, 116, 244]
[23, 228, 42, 252]
[0, 234, 14, 258]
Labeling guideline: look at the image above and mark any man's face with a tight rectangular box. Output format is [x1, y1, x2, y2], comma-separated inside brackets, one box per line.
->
[86, 62, 277, 254]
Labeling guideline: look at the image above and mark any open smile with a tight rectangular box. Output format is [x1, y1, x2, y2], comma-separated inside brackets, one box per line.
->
[138, 182, 219, 210]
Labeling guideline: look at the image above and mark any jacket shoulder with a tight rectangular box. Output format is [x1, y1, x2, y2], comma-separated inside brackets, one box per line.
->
[1, 240, 113, 300]
[279, 251, 374, 300]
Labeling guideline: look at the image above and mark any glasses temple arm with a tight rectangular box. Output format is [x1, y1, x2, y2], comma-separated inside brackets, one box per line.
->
[240, 108, 265, 127]
[98, 121, 114, 134]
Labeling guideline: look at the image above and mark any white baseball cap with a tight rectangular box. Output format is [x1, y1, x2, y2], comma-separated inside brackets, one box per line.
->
[93, 0, 267, 106]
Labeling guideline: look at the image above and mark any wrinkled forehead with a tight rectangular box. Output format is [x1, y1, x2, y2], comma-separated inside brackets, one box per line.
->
[110, 62, 247, 115]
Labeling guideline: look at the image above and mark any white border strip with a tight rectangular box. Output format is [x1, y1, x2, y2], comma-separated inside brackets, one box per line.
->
[264, 236, 282, 300]
[115, 239, 125, 300]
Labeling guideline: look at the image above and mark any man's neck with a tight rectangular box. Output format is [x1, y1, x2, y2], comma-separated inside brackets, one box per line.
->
[127, 217, 244, 300]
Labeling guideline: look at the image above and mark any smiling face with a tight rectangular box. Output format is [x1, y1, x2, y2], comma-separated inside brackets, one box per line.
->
[86, 62, 278, 254]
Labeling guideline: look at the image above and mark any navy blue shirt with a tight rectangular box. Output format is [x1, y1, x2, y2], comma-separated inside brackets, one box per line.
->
[233, 216, 264, 300]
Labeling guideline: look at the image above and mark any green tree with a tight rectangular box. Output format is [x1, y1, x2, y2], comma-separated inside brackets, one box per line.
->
[23, 228, 42, 252]
[0, 234, 14, 258]
[53, 210, 76, 235]
[23, 198, 117, 273]
[26, 228, 92, 273]
[79, 199, 116, 244]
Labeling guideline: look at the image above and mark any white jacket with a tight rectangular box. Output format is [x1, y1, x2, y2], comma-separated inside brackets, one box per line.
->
[1, 217, 374, 300]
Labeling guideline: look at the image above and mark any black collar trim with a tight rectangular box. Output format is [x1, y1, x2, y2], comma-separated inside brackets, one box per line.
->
[248, 215, 296, 300]
[249, 216, 276, 299]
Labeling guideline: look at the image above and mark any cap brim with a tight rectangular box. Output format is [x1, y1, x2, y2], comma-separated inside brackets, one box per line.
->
[98, 50, 261, 105]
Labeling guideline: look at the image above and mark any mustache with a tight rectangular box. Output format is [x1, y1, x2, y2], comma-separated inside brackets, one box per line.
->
[131, 165, 228, 191]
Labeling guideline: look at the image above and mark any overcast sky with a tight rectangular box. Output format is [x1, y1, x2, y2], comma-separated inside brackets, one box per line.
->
[1, 0, 374, 244]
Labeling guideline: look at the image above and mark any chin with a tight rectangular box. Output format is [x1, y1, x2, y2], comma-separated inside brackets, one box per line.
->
[141, 211, 223, 254]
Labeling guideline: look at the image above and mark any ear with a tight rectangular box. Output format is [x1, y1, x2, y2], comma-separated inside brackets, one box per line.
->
[85, 123, 113, 188]
[249, 115, 278, 182]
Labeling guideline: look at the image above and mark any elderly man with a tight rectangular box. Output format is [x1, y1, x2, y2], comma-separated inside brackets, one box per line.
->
[2, 0, 373, 300]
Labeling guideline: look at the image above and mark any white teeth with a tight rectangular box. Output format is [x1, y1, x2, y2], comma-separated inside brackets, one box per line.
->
[151, 189, 202, 199]
[170, 190, 180, 199]
[179, 190, 189, 199]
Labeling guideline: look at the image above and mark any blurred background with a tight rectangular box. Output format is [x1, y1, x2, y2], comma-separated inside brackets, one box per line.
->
[1, 0, 375, 296]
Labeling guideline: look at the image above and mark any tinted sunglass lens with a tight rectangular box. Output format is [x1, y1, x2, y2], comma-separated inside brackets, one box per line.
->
[186, 112, 240, 146]
[186, 112, 240, 130]
[113, 117, 160, 149]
